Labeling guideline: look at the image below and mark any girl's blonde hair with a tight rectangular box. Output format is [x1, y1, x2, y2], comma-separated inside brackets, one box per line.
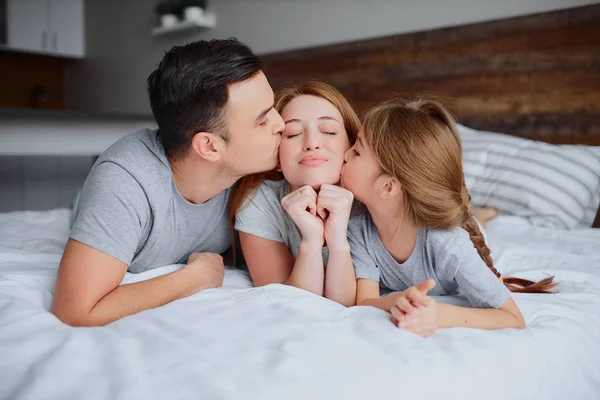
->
[362, 97, 557, 294]
[227, 81, 361, 222]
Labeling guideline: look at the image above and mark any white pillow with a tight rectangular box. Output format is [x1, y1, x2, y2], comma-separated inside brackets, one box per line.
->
[457, 124, 600, 229]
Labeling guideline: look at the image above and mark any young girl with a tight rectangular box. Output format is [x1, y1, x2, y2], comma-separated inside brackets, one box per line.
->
[341, 98, 556, 336]
[229, 82, 361, 306]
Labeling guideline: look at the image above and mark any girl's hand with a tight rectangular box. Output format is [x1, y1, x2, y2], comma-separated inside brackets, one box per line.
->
[401, 296, 439, 337]
[281, 185, 324, 245]
[316, 184, 354, 250]
[390, 280, 439, 337]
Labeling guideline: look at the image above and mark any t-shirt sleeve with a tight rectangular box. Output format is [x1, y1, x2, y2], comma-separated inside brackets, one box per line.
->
[441, 231, 511, 309]
[234, 185, 285, 243]
[347, 217, 380, 282]
[70, 162, 150, 265]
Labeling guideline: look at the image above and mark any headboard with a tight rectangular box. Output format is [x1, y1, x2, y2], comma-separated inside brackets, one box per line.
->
[261, 3, 600, 227]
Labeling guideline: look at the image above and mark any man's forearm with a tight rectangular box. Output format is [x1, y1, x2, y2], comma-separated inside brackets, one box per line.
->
[64, 267, 205, 326]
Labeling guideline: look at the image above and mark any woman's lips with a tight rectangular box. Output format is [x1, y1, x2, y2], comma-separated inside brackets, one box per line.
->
[300, 155, 327, 166]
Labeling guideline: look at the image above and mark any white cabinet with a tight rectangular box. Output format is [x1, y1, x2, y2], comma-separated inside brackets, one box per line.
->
[6, 0, 49, 53]
[49, 0, 84, 57]
[7, 0, 84, 58]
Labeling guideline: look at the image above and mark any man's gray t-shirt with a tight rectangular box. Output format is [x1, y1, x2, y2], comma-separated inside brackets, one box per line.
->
[70, 129, 231, 273]
[347, 212, 510, 308]
[234, 180, 329, 263]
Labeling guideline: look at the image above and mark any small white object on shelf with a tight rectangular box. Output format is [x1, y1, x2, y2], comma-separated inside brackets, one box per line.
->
[151, 12, 216, 36]
[184, 6, 204, 21]
[160, 14, 178, 27]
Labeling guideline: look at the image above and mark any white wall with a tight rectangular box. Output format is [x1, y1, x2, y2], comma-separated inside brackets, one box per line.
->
[65, 0, 597, 115]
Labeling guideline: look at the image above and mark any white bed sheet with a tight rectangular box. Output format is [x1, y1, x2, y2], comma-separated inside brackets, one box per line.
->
[0, 209, 599, 400]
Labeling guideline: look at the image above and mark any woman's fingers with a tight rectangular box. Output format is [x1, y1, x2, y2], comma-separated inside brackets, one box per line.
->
[316, 197, 330, 220]
[316, 185, 353, 218]
[282, 185, 318, 214]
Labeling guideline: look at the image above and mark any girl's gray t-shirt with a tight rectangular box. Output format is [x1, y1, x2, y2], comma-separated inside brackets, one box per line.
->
[347, 212, 510, 308]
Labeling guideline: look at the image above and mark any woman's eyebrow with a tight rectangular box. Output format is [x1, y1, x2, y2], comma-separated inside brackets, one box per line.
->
[317, 116, 341, 123]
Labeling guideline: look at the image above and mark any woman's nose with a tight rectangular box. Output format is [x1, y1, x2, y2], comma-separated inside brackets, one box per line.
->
[304, 130, 321, 151]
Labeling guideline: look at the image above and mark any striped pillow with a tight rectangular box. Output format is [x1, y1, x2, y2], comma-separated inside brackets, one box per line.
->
[457, 124, 600, 229]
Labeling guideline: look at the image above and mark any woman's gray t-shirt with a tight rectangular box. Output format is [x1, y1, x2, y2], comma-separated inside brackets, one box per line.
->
[347, 212, 510, 309]
[234, 180, 330, 263]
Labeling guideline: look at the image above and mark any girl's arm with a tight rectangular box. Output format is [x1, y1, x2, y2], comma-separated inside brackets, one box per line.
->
[397, 291, 526, 337]
[437, 297, 525, 329]
[356, 279, 434, 311]
[356, 279, 394, 310]
[239, 232, 324, 295]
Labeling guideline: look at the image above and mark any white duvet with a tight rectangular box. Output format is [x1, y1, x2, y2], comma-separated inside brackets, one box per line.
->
[0, 209, 599, 400]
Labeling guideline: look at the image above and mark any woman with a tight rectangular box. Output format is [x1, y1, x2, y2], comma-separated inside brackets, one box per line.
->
[229, 82, 360, 306]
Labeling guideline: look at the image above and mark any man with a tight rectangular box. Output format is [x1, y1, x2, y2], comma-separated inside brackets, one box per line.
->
[52, 39, 285, 326]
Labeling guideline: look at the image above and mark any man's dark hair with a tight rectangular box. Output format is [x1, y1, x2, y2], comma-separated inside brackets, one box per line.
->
[147, 38, 263, 159]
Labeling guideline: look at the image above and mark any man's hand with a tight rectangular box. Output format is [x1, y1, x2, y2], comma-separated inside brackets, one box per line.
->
[184, 252, 225, 290]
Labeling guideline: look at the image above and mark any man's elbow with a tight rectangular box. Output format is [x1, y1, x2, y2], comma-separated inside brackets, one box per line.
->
[52, 307, 105, 327]
[510, 313, 527, 329]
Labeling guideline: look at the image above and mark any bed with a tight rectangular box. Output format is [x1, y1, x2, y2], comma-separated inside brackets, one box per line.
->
[1, 207, 600, 399]
[2, 4, 600, 400]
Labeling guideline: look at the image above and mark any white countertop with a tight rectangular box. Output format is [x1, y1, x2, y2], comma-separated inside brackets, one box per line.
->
[0, 109, 157, 155]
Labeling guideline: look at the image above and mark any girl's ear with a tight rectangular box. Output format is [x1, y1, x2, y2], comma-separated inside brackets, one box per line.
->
[377, 175, 402, 200]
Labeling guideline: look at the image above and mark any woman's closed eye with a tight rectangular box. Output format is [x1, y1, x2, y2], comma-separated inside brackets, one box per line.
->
[285, 131, 302, 138]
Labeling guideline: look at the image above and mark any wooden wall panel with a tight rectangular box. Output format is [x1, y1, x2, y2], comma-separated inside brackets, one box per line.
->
[0, 51, 67, 109]
[262, 4, 600, 145]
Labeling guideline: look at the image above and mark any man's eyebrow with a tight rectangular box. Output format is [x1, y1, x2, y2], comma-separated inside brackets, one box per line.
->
[255, 104, 274, 123]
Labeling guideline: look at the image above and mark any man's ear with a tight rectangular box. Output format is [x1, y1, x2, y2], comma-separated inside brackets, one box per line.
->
[377, 175, 402, 200]
[190, 132, 223, 162]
